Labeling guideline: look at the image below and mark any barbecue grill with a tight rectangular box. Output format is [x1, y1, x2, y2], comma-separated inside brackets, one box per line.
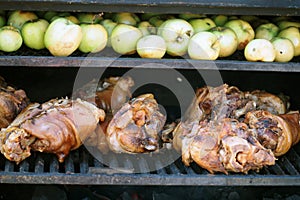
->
[0, 0, 300, 199]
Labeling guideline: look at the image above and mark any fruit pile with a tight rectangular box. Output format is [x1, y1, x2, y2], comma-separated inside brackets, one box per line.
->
[0, 10, 299, 62]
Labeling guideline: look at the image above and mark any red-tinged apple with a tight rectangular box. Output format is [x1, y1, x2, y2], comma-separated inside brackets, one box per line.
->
[244, 39, 275, 62]
[210, 26, 238, 57]
[255, 23, 279, 41]
[277, 21, 300, 30]
[157, 18, 194, 56]
[7, 10, 38, 30]
[189, 18, 216, 33]
[113, 12, 140, 26]
[0, 26, 22, 52]
[136, 35, 166, 59]
[111, 24, 143, 55]
[77, 12, 103, 24]
[79, 24, 107, 53]
[271, 37, 294, 62]
[44, 17, 82, 56]
[224, 19, 255, 50]
[100, 19, 117, 48]
[278, 26, 300, 56]
[21, 19, 49, 50]
[188, 31, 220, 60]
[138, 21, 156, 36]
[212, 15, 228, 26]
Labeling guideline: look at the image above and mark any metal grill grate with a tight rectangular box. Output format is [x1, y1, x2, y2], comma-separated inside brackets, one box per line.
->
[0, 145, 300, 186]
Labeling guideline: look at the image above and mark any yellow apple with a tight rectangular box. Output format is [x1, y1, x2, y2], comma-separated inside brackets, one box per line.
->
[136, 35, 166, 58]
[271, 37, 294, 62]
[244, 39, 275, 62]
[224, 19, 255, 50]
[79, 24, 107, 53]
[278, 26, 300, 56]
[188, 31, 220, 60]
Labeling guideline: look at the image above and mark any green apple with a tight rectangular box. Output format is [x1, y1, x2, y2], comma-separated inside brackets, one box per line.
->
[251, 19, 270, 29]
[188, 31, 220, 60]
[210, 26, 238, 57]
[244, 39, 275, 62]
[113, 12, 140, 26]
[138, 21, 156, 36]
[0, 26, 22, 52]
[79, 23, 107, 53]
[51, 14, 80, 24]
[178, 13, 206, 20]
[240, 15, 260, 24]
[224, 19, 255, 50]
[272, 16, 293, 23]
[7, 10, 38, 30]
[140, 13, 159, 21]
[277, 21, 300, 30]
[77, 12, 103, 24]
[43, 11, 57, 21]
[21, 19, 49, 50]
[157, 18, 194, 56]
[149, 15, 175, 27]
[271, 37, 294, 62]
[100, 19, 117, 47]
[212, 15, 228, 26]
[255, 23, 279, 41]
[111, 24, 143, 55]
[44, 17, 82, 57]
[136, 35, 166, 59]
[278, 26, 300, 56]
[0, 15, 5, 28]
[189, 18, 216, 33]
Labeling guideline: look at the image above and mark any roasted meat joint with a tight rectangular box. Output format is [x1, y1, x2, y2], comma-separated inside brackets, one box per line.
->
[0, 72, 299, 176]
[173, 84, 300, 174]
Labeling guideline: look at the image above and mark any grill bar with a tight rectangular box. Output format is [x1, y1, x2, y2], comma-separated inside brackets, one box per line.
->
[0, 146, 300, 186]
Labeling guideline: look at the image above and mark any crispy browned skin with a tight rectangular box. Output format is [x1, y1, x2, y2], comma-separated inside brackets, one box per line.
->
[245, 110, 300, 157]
[76, 76, 135, 153]
[0, 76, 29, 128]
[178, 119, 275, 174]
[74, 76, 134, 113]
[106, 94, 166, 154]
[173, 84, 290, 174]
[0, 98, 105, 163]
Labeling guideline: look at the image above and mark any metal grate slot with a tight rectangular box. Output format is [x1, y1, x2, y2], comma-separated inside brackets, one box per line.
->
[277, 156, 299, 175]
[4, 161, 14, 172]
[34, 155, 44, 173]
[268, 163, 285, 175]
[123, 156, 134, 172]
[49, 156, 59, 173]
[137, 157, 150, 173]
[285, 148, 300, 171]
[19, 160, 29, 172]
[79, 149, 89, 174]
[65, 156, 74, 174]
[154, 160, 167, 175]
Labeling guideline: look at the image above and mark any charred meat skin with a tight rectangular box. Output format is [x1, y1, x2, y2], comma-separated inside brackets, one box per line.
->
[74, 76, 134, 113]
[0, 76, 29, 129]
[173, 84, 289, 174]
[0, 98, 105, 163]
[106, 94, 166, 154]
[178, 118, 275, 174]
[245, 110, 299, 157]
